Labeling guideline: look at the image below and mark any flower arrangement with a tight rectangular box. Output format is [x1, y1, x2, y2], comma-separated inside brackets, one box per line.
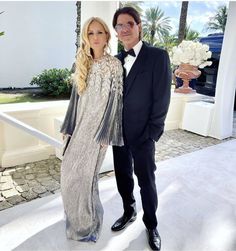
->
[170, 40, 212, 69]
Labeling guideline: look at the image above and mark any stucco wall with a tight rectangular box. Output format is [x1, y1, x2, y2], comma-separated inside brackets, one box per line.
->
[0, 1, 76, 88]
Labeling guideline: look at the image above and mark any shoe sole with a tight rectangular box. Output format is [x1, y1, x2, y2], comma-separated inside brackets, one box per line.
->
[111, 216, 137, 232]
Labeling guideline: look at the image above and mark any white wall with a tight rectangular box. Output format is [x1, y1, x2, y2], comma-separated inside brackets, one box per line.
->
[0, 1, 76, 88]
[0, 101, 68, 167]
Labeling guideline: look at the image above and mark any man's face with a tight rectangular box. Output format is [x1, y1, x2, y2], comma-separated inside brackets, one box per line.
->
[115, 14, 141, 50]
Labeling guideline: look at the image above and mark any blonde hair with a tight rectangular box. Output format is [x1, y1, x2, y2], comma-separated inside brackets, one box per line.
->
[74, 17, 111, 95]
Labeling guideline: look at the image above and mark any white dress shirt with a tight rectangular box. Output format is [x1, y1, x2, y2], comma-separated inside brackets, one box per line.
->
[124, 40, 143, 77]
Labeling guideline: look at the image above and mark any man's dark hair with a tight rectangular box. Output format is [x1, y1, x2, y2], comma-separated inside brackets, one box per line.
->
[112, 7, 141, 28]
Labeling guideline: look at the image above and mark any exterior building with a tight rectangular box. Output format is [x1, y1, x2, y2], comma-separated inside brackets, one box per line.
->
[0, 1, 76, 88]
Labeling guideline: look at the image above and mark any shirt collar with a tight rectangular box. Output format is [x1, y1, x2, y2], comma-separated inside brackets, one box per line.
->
[125, 40, 143, 57]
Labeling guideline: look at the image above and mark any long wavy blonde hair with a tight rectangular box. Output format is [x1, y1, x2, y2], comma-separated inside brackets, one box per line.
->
[74, 17, 111, 95]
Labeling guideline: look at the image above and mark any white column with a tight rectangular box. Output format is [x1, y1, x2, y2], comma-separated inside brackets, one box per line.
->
[80, 1, 119, 173]
[81, 1, 119, 55]
[209, 2, 236, 139]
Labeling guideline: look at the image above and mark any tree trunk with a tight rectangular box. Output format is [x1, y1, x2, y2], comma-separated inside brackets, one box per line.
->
[75, 1, 81, 52]
[151, 29, 155, 45]
[178, 1, 189, 44]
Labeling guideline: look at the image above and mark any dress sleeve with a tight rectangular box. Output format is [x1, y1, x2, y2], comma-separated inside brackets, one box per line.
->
[94, 61, 124, 146]
[60, 83, 79, 136]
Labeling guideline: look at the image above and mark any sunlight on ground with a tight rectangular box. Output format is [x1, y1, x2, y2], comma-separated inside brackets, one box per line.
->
[0, 93, 37, 104]
[205, 214, 236, 250]
[0, 93, 67, 104]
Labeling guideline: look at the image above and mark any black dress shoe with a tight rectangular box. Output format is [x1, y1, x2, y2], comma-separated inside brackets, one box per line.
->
[111, 212, 137, 231]
[147, 228, 161, 251]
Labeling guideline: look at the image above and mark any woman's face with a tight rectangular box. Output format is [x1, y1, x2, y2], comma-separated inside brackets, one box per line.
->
[88, 21, 108, 53]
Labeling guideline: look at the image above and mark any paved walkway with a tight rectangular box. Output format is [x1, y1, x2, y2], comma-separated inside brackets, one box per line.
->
[1, 139, 236, 251]
[0, 128, 235, 211]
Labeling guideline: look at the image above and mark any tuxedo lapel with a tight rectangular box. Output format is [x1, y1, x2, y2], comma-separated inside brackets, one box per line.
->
[116, 53, 123, 63]
[124, 43, 148, 97]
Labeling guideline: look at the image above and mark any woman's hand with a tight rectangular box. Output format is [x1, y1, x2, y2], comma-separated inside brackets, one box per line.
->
[101, 144, 108, 148]
[62, 134, 71, 141]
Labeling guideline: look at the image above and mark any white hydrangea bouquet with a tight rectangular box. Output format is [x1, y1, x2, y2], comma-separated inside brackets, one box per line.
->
[170, 40, 212, 68]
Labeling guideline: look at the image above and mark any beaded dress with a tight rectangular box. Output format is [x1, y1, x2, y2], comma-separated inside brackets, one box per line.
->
[60, 54, 123, 242]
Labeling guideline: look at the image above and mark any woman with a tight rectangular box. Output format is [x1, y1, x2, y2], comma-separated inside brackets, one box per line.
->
[60, 17, 123, 242]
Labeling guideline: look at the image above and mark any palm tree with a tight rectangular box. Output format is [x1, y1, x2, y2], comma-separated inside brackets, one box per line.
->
[178, 1, 189, 43]
[206, 5, 227, 33]
[158, 34, 178, 52]
[142, 7, 172, 46]
[184, 25, 199, 41]
[75, 2, 81, 52]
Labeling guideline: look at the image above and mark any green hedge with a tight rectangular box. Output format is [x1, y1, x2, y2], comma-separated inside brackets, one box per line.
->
[30, 68, 72, 96]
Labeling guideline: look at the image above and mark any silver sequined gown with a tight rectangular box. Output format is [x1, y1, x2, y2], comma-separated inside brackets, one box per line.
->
[60, 54, 123, 242]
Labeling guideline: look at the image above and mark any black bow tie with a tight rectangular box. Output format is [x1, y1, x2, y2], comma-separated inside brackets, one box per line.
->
[121, 48, 136, 58]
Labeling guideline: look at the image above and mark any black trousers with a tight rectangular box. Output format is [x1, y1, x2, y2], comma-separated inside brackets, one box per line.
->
[112, 139, 158, 229]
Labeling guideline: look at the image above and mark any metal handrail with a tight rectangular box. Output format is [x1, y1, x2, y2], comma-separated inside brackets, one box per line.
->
[0, 111, 62, 149]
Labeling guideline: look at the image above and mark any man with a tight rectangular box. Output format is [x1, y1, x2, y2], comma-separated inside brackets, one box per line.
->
[111, 7, 171, 251]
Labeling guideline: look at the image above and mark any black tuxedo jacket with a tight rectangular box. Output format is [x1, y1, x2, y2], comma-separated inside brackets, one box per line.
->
[117, 42, 171, 146]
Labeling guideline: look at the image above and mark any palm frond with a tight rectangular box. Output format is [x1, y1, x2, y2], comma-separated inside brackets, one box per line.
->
[142, 6, 172, 45]
[205, 5, 227, 33]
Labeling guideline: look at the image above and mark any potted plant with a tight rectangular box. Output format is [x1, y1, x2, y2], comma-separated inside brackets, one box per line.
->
[170, 40, 212, 93]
